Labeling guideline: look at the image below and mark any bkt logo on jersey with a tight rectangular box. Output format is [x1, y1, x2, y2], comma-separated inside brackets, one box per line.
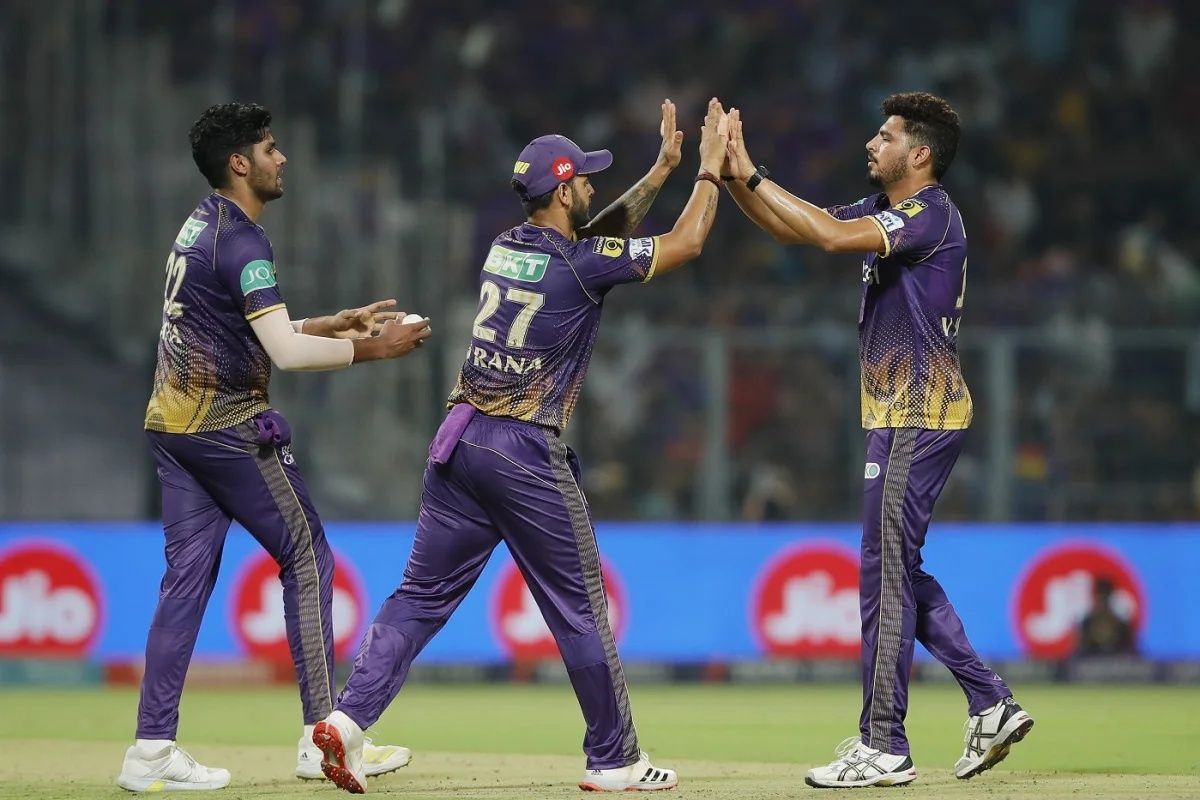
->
[231, 550, 367, 662]
[490, 558, 626, 660]
[0, 541, 104, 657]
[751, 543, 860, 658]
[1013, 543, 1144, 660]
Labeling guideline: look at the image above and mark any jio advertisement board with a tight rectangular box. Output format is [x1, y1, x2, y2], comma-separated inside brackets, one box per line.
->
[0, 523, 1195, 665]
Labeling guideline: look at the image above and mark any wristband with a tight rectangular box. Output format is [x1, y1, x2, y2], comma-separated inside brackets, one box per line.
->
[746, 165, 771, 192]
[695, 171, 721, 188]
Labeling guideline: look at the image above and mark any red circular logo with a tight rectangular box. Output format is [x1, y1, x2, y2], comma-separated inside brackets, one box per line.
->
[231, 549, 367, 662]
[1013, 543, 1144, 660]
[551, 157, 575, 181]
[751, 543, 860, 658]
[0, 541, 104, 657]
[490, 558, 625, 659]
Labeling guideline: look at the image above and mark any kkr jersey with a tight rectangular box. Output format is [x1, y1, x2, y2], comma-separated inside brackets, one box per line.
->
[145, 194, 285, 433]
[827, 185, 972, 430]
[448, 223, 659, 432]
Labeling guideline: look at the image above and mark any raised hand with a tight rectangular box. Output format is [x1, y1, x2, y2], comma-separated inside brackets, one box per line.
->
[699, 97, 730, 173]
[656, 99, 684, 171]
[726, 108, 756, 181]
[329, 298, 401, 339]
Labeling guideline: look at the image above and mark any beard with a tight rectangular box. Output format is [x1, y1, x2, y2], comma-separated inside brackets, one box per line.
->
[567, 187, 591, 231]
[867, 158, 907, 188]
[249, 163, 284, 201]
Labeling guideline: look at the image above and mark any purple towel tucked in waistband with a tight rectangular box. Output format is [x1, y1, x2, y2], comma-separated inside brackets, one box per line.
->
[429, 403, 476, 465]
[253, 409, 292, 447]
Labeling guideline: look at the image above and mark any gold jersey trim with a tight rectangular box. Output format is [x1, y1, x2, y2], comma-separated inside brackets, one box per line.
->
[642, 235, 662, 283]
[245, 302, 286, 322]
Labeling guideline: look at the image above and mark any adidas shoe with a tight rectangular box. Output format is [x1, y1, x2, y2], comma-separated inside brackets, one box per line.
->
[955, 696, 1034, 779]
[579, 751, 677, 792]
[297, 730, 411, 780]
[804, 737, 917, 788]
[313, 711, 367, 794]
[117, 740, 231, 792]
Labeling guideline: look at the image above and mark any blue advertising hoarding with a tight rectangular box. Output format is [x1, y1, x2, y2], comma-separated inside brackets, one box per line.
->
[0, 523, 1194, 664]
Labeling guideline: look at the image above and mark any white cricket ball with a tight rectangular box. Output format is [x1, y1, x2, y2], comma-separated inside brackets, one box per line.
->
[402, 313, 425, 324]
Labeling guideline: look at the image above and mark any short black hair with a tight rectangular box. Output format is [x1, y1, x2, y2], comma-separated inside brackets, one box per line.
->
[512, 180, 555, 217]
[189, 103, 272, 189]
[881, 92, 960, 180]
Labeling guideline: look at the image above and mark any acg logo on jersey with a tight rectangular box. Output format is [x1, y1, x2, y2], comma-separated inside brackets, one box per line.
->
[751, 543, 860, 658]
[231, 549, 366, 662]
[0, 541, 104, 657]
[490, 558, 626, 659]
[1013, 542, 1144, 660]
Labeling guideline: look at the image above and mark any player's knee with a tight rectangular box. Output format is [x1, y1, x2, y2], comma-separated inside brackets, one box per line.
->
[557, 630, 606, 670]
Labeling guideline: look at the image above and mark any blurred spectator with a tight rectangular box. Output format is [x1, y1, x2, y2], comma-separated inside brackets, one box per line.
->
[1075, 578, 1137, 656]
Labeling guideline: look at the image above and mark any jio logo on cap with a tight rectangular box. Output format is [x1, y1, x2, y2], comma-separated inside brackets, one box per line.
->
[552, 157, 575, 181]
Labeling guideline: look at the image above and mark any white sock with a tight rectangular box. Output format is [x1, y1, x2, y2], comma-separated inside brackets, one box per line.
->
[134, 738, 173, 757]
[303, 724, 316, 742]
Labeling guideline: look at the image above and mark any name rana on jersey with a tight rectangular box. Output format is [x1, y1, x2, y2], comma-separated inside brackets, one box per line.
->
[469, 345, 545, 375]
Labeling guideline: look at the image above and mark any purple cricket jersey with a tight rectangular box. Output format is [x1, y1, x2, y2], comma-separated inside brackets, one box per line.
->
[827, 185, 973, 430]
[145, 193, 285, 433]
[447, 223, 660, 431]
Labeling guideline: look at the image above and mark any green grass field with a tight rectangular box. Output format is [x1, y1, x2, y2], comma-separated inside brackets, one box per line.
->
[3, 683, 1198, 798]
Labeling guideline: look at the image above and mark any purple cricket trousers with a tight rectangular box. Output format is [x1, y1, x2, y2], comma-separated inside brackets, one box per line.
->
[859, 427, 1011, 756]
[138, 414, 335, 739]
[336, 410, 640, 770]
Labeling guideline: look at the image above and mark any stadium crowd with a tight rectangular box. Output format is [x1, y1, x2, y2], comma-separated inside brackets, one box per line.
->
[90, 0, 1200, 521]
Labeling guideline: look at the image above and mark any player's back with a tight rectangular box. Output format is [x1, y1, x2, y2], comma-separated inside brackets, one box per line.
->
[145, 193, 286, 433]
[448, 222, 660, 432]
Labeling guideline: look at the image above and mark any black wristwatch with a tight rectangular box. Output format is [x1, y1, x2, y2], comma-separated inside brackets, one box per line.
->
[746, 165, 771, 192]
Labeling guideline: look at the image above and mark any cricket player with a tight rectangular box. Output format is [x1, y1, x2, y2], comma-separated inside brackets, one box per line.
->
[722, 93, 1034, 788]
[311, 98, 729, 794]
[118, 102, 430, 792]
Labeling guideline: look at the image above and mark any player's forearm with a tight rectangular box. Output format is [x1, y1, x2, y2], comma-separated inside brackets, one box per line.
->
[295, 315, 342, 338]
[251, 310, 354, 371]
[751, 181, 846, 249]
[754, 181, 879, 253]
[653, 180, 720, 277]
[725, 180, 810, 244]
[578, 163, 672, 238]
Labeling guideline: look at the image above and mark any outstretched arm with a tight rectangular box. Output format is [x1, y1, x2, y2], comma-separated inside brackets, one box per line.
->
[725, 109, 885, 254]
[651, 98, 729, 277]
[578, 99, 683, 239]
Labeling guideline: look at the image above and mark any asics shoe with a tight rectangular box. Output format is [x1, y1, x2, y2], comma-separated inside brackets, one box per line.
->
[804, 737, 916, 788]
[955, 696, 1034, 779]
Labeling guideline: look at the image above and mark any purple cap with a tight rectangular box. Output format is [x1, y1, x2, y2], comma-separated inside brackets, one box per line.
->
[511, 135, 613, 199]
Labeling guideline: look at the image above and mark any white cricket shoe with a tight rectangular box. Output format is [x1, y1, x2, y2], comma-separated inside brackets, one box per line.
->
[117, 740, 231, 792]
[313, 710, 368, 794]
[804, 737, 916, 788]
[955, 696, 1034, 779]
[579, 751, 677, 792]
[297, 729, 412, 779]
